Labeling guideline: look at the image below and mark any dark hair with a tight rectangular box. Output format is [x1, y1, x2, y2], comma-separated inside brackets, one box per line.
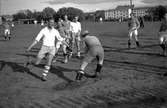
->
[81, 30, 89, 37]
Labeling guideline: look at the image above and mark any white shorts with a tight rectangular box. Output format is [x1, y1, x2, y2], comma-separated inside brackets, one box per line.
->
[72, 32, 81, 41]
[38, 45, 56, 58]
[4, 29, 10, 35]
[159, 32, 167, 43]
[129, 29, 138, 37]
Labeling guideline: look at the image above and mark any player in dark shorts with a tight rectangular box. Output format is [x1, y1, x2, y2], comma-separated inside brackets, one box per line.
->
[76, 30, 104, 80]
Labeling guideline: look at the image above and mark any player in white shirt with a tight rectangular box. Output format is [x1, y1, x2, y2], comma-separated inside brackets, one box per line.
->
[26, 19, 68, 81]
[70, 16, 81, 58]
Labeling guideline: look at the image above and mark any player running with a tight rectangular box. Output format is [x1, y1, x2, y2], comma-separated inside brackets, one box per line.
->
[158, 13, 167, 56]
[26, 19, 69, 81]
[128, 13, 140, 48]
[76, 30, 104, 81]
[70, 16, 81, 58]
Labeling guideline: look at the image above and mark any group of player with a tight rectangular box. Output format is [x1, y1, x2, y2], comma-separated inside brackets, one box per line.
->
[25, 15, 104, 81]
[0, 11, 159, 81]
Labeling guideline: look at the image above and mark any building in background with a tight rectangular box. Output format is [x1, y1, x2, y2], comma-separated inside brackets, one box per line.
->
[105, 5, 151, 21]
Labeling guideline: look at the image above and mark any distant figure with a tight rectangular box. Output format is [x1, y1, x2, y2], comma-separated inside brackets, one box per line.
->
[128, 13, 140, 48]
[99, 17, 103, 23]
[139, 17, 144, 29]
[158, 13, 167, 56]
[34, 20, 37, 25]
[76, 30, 104, 80]
[3, 21, 11, 40]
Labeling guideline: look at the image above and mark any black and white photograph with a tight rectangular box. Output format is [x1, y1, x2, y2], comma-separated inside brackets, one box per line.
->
[0, 0, 167, 108]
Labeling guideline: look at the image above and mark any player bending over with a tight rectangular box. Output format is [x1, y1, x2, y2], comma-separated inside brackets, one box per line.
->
[76, 30, 104, 80]
[158, 13, 167, 56]
[26, 19, 68, 81]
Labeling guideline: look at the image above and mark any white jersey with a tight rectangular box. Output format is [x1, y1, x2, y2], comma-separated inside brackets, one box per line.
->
[70, 21, 81, 33]
[35, 27, 63, 47]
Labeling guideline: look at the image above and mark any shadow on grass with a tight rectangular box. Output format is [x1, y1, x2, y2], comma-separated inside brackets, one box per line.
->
[0, 60, 44, 81]
[50, 66, 76, 82]
[103, 44, 164, 56]
[103, 59, 167, 75]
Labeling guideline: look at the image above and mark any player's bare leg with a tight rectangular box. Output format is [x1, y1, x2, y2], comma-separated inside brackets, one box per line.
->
[128, 31, 133, 48]
[76, 38, 81, 58]
[42, 54, 54, 81]
[94, 56, 103, 77]
[70, 33, 75, 57]
[134, 35, 140, 47]
[62, 45, 68, 63]
[76, 61, 88, 80]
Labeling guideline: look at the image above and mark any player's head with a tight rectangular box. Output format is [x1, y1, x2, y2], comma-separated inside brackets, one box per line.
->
[64, 15, 68, 20]
[81, 30, 89, 38]
[48, 19, 55, 29]
[74, 16, 79, 22]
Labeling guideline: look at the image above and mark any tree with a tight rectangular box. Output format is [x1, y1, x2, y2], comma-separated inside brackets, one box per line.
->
[154, 5, 167, 21]
[56, 7, 84, 21]
[147, 5, 167, 21]
[95, 10, 105, 21]
[13, 9, 33, 21]
[42, 7, 56, 20]
[33, 11, 43, 21]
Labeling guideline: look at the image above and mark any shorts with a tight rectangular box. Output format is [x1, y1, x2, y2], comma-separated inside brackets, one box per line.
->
[72, 32, 81, 41]
[84, 45, 104, 63]
[129, 28, 138, 37]
[4, 29, 10, 36]
[159, 32, 167, 43]
[38, 45, 56, 58]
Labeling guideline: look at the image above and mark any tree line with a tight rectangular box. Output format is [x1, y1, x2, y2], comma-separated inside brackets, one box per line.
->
[13, 7, 85, 22]
[7, 5, 167, 22]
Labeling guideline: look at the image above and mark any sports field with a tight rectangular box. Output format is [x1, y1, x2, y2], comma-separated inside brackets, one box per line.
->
[0, 22, 167, 108]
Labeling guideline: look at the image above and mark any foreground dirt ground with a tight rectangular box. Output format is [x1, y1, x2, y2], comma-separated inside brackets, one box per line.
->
[0, 22, 167, 108]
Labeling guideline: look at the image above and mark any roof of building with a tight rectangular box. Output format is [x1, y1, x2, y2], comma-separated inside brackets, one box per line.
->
[115, 5, 134, 10]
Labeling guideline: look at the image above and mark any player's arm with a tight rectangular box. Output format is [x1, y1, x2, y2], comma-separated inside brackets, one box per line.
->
[56, 30, 69, 47]
[26, 40, 38, 52]
[26, 29, 44, 52]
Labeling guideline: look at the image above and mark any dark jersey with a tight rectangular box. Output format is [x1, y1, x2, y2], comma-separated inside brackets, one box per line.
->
[159, 19, 167, 32]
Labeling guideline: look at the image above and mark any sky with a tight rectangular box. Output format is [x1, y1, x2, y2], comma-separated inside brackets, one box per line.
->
[1, 0, 167, 15]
